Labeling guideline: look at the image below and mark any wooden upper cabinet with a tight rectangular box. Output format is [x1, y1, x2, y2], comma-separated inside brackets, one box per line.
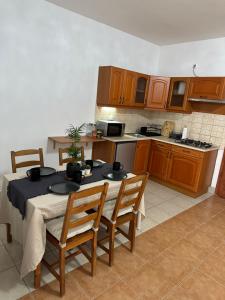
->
[146, 76, 170, 110]
[189, 77, 225, 100]
[122, 71, 137, 106]
[167, 77, 191, 113]
[96, 66, 148, 108]
[109, 67, 125, 105]
[133, 140, 151, 174]
[133, 73, 149, 107]
[97, 66, 124, 106]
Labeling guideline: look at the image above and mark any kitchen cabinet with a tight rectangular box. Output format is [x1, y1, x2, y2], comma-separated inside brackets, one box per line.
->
[96, 66, 149, 108]
[189, 77, 225, 100]
[92, 140, 115, 163]
[148, 141, 217, 197]
[216, 152, 225, 198]
[133, 73, 149, 107]
[133, 140, 151, 174]
[146, 76, 170, 110]
[97, 66, 124, 106]
[148, 141, 171, 180]
[167, 77, 191, 113]
[166, 147, 201, 192]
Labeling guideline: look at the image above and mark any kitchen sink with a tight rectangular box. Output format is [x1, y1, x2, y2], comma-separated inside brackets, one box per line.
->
[126, 133, 145, 138]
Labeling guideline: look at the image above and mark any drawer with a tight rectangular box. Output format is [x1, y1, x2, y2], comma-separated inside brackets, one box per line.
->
[152, 141, 171, 150]
[171, 145, 204, 158]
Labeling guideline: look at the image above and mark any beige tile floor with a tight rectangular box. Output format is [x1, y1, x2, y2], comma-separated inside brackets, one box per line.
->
[0, 181, 213, 299]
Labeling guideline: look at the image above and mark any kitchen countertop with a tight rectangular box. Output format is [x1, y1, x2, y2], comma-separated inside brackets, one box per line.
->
[104, 135, 219, 152]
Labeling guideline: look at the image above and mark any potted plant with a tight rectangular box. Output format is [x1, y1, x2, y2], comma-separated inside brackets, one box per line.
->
[65, 124, 85, 179]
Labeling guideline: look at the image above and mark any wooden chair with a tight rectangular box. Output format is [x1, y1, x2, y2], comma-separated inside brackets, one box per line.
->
[98, 173, 149, 266]
[58, 146, 84, 166]
[11, 148, 44, 173]
[36, 183, 108, 297]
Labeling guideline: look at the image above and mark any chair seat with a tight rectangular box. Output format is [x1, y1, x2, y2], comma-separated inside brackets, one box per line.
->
[46, 212, 94, 241]
[101, 199, 133, 221]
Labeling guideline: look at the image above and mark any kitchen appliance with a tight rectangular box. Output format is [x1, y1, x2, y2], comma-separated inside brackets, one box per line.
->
[140, 124, 161, 136]
[175, 138, 213, 149]
[115, 142, 136, 172]
[96, 120, 125, 137]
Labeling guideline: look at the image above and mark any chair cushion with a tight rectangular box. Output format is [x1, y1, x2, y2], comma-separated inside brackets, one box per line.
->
[101, 199, 133, 220]
[46, 212, 94, 241]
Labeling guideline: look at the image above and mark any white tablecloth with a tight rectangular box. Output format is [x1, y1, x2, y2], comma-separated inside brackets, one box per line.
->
[0, 170, 145, 278]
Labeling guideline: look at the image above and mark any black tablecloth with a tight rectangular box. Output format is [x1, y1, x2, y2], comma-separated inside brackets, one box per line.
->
[7, 163, 112, 219]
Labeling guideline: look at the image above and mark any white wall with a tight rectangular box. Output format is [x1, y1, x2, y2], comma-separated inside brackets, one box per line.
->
[0, 0, 160, 175]
[159, 38, 225, 187]
[159, 37, 225, 76]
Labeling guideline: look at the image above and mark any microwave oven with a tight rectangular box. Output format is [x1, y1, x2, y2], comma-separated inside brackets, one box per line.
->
[96, 120, 125, 137]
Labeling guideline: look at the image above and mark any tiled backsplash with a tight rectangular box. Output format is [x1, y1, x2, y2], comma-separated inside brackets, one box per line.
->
[96, 107, 225, 149]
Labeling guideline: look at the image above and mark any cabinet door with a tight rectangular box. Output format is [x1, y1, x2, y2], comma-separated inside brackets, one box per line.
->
[109, 67, 125, 105]
[146, 76, 170, 109]
[148, 141, 171, 180]
[189, 77, 225, 100]
[133, 73, 149, 107]
[166, 150, 202, 192]
[167, 78, 191, 112]
[122, 71, 137, 106]
[133, 140, 151, 174]
[216, 152, 225, 198]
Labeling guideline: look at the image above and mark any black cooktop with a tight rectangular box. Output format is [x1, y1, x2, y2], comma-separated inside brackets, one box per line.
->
[175, 138, 213, 149]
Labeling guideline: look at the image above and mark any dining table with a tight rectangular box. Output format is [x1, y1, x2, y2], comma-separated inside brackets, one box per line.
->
[0, 162, 145, 280]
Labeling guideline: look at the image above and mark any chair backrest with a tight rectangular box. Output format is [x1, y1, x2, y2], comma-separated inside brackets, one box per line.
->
[11, 148, 44, 173]
[58, 146, 84, 166]
[60, 182, 109, 245]
[111, 173, 149, 223]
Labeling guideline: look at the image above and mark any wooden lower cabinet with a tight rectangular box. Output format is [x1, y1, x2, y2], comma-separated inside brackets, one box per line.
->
[166, 150, 201, 192]
[149, 141, 218, 197]
[148, 142, 171, 180]
[133, 140, 151, 174]
[216, 152, 225, 198]
[92, 141, 115, 163]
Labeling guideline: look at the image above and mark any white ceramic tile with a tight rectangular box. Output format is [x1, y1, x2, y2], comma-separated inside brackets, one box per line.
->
[155, 201, 185, 218]
[169, 196, 196, 210]
[4, 240, 23, 264]
[23, 264, 55, 292]
[0, 267, 29, 300]
[146, 206, 171, 224]
[145, 192, 166, 208]
[0, 245, 15, 272]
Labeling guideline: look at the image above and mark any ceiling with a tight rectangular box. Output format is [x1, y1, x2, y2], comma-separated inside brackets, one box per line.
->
[47, 0, 225, 45]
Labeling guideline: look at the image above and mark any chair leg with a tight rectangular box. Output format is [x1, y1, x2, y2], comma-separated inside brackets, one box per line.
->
[59, 248, 65, 297]
[129, 218, 136, 253]
[109, 224, 115, 267]
[6, 223, 12, 243]
[34, 263, 41, 289]
[91, 233, 97, 276]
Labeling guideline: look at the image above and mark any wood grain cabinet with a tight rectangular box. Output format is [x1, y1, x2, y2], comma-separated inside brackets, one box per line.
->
[148, 141, 171, 180]
[96, 66, 149, 108]
[146, 76, 170, 110]
[167, 77, 191, 113]
[166, 147, 202, 192]
[189, 77, 225, 100]
[148, 141, 217, 197]
[133, 73, 149, 107]
[133, 140, 151, 174]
